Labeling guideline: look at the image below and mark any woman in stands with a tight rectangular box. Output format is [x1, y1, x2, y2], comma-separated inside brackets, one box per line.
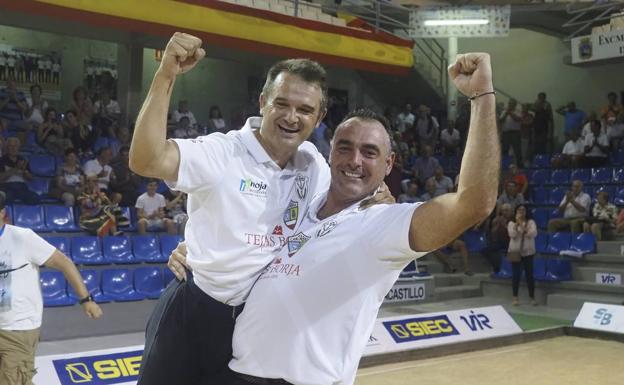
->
[507, 204, 538, 306]
[37, 107, 72, 156]
[50, 148, 85, 206]
[583, 191, 618, 241]
[206, 105, 227, 134]
[71, 86, 94, 126]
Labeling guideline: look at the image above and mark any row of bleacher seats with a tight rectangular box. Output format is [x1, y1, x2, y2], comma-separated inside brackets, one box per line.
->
[41, 267, 176, 306]
[530, 185, 624, 206]
[528, 167, 624, 185]
[531, 150, 624, 169]
[455, 230, 594, 255]
[44, 234, 182, 265]
[494, 255, 572, 282]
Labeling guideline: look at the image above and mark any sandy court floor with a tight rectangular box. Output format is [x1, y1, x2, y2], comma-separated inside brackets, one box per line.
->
[356, 336, 624, 385]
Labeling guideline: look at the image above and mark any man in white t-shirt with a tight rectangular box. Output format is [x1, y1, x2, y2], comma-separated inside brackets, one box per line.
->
[136, 179, 175, 234]
[83, 147, 117, 199]
[93, 90, 121, 124]
[395, 103, 414, 133]
[0, 195, 102, 385]
[583, 119, 610, 168]
[554, 130, 584, 168]
[171, 99, 197, 128]
[173, 53, 499, 385]
[440, 119, 461, 155]
[547, 179, 591, 233]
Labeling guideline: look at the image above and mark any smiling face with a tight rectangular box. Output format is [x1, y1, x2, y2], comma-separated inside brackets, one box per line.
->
[258, 72, 323, 161]
[328, 117, 394, 205]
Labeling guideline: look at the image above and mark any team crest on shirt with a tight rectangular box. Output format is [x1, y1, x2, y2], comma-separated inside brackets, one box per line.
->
[283, 200, 299, 230]
[295, 174, 309, 199]
[272, 225, 283, 235]
[316, 220, 337, 238]
[287, 232, 310, 257]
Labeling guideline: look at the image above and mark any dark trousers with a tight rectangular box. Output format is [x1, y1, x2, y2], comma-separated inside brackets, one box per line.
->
[512, 255, 535, 298]
[212, 367, 293, 385]
[0, 182, 40, 205]
[138, 275, 244, 385]
[502, 130, 522, 166]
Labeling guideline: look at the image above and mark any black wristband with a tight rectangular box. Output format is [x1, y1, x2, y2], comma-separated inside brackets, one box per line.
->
[469, 91, 496, 101]
[79, 294, 94, 305]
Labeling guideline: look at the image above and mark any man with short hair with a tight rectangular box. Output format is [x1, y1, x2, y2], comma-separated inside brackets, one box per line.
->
[531, 92, 554, 154]
[395, 103, 414, 133]
[171, 99, 197, 128]
[398, 181, 421, 203]
[583, 119, 610, 168]
[413, 144, 439, 186]
[506, 163, 528, 198]
[557, 101, 586, 139]
[0, 194, 102, 385]
[136, 179, 175, 235]
[83, 146, 120, 203]
[499, 98, 523, 165]
[415, 104, 439, 147]
[497, 180, 525, 214]
[0, 78, 27, 123]
[428, 166, 453, 197]
[547, 179, 591, 233]
[0, 137, 39, 204]
[440, 119, 461, 155]
[553, 130, 584, 168]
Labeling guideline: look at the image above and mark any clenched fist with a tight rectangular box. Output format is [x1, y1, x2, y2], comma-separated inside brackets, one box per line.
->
[448, 53, 493, 98]
[158, 32, 206, 78]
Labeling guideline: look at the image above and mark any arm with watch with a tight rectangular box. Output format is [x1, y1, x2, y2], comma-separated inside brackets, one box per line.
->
[44, 250, 103, 318]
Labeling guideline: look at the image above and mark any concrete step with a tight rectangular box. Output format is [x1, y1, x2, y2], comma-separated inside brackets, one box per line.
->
[596, 241, 624, 255]
[546, 292, 623, 311]
[433, 284, 482, 301]
[578, 253, 624, 267]
[572, 266, 624, 283]
[433, 274, 464, 287]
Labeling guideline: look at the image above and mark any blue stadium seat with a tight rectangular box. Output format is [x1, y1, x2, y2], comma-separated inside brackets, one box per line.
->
[570, 168, 590, 184]
[548, 187, 566, 205]
[544, 258, 572, 281]
[529, 169, 549, 185]
[611, 148, 624, 165]
[101, 268, 145, 302]
[616, 188, 624, 206]
[40, 271, 76, 307]
[71, 236, 105, 265]
[159, 234, 183, 260]
[571, 233, 596, 254]
[533, 257, 548, 281]
[117, 206, 136, 231]
[45, 205, 79, 232]
[400, 260, 418, 278]
[492, 255, 512, 279]
[163, 267, 176, 286]
[462, 230, 486, 252]
[501, 155, 513, 170]
[532, 154, 550, 168]
[590, 167, 612, 184]
[28, 154, 56, 177]
[133, 235, 164, 263]
[549, 169, 570, 185]
[531, 187, 549, 205]
[613, 168, 624, 183]
[43, 236, 70, 256]
[546, 232, 572, 254]
[535, 232, 548, 254]
[135, 267, 165, 299]
[593, 185, 616, 201]
[549, 208, 562, 220]
[531, 208, 549, 230]
[102, 236, 135, 264]
[93, 137, 110, 153]
[68, 269, 112, 303]
[26, 178, 50, 197]
[12, 205, 47, 231]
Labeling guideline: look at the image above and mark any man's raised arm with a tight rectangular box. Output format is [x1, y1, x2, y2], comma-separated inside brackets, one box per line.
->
[409, 53, 499, 252]
[129, 33, 205, 181]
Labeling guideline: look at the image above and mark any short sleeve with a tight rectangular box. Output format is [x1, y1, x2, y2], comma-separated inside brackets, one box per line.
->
[167, 133, 235, 193]
[158, 195, 166, 208]
[24, 229, 56, 266]
[135, 196, 144, 209]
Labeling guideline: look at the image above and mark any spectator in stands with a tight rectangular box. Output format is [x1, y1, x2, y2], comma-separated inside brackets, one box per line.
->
[583, 191, 618, 241]
[109, 125, 131, 157]
[71, 86, 94, 126]
[0, 77, 28, 124]
[419, 177, 438, 201]
[415, 105, 439, 148]
[436, 238, 473, 276]
[78, 177, 124, 236]
[50, 148, 84, 206]
[165, 189, 188, 235]
[520, 103, 534, 168]
[37, 107, 72, 156]
[482, 203, 514, 274]
[413, 144, 439, 186]
[505, 164, 528, 198]
[583, 119, 610, 167]
[136, 179, 176, 235]
[392, 132, 409, 154]
[0, 194, 102, 385]
[65, 109, 97, 157]
[617, 208, 624, 235]
[93, 89, 121, 126]
[600, 91, 622, 126]
[557, 101, 586, 140]
[606, 111, 624, 150]
[24, 84, 48, 129]
[0, 137, 39, 204]
[580, 111, 605, 139]
[531, 92, 554, 154]
[440, 119, 461, 155]
[315, 126, 332, 160]
[397, 181, 421, 203]
[206, 105, 227, 134]
[395, 103, 414, 133]
[110, 146, 143, 207]
[496, 180, 525, 214]
[547, 179, 591, 233]
[552, 130, 584, 168]
[83, 147, 120, 203]
[499, 98, 522, 166]
[428, 166, 453, 196]
[507, 204, 538, 306]
[171, 99, 197, 128]
[172, 116, 199, 139]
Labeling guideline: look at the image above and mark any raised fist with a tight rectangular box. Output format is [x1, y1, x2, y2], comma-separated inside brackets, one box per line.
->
[448, 53, 493, 98]
[159, 32, 206, 78]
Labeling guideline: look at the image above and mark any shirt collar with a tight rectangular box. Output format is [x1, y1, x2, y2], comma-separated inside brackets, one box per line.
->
[306, 190, 374, 224]
[240, 117, 273, 165]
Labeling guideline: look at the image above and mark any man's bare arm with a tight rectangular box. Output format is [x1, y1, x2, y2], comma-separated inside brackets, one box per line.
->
[409, 53, 499, 252]
[129, 32, 205, 181]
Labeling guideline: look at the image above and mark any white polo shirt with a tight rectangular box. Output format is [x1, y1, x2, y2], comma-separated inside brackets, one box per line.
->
[0, 224, 56, 330]
[169, 117, 330, 305]
[229, 195, 427, 385]
[559, 192, 591, 219]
